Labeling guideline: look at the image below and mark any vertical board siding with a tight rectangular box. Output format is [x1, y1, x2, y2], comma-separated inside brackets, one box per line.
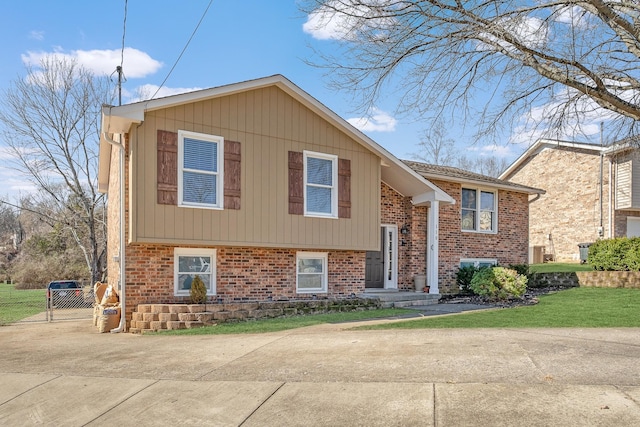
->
[616, 160, 631, 209]
[131, 86, 379, 250]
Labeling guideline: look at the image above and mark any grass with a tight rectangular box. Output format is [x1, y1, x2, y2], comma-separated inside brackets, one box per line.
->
[0, 282, 47, 325]
[529, 263, 593, 273]
[156, 308, 411, 335]
[357, 287, 640, 330]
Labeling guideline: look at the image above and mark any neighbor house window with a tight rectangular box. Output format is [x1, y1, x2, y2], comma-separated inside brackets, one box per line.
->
[174, 248, 216, 296]
[178, 130, 224, 209]
[296, 252, 328, 293]
[461, 188, 496, 232]
[304, 151, 337, 218]
[460, 258, 497, 269]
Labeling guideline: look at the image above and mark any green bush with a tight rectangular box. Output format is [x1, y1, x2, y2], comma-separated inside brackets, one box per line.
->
[507, 264, 530, 277]
[470, 267, 528, 300]
[456, 265, 486, 294]
[189, 275, 207, 304]
[588, 237, 640, 271]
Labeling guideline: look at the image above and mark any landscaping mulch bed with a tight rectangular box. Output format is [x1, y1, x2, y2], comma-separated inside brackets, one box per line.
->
[438, 286, 570, 309]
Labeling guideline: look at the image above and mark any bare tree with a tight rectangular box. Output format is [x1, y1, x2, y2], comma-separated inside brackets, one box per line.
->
[412, 118, 457, 165]
[0, 57, 112, 284]
[301, 1, 640, 140]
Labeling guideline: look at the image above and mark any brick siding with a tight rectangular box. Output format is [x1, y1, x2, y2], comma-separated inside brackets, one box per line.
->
[506, 146, 610, 261]
[432, 179, 530, 294]
[380, 182, 427, 290]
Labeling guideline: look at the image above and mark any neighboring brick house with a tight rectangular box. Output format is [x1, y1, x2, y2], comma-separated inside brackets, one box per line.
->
[500, 138, 640, 262]
[404, 162, 543, 293]
[97, 75, 536, 330]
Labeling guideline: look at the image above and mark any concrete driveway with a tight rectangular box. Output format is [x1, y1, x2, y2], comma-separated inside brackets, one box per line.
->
[1, 319, 639, 426]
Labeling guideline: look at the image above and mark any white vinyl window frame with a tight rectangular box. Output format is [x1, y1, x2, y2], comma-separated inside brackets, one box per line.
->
[178, 130, 224, 209]
[303, 151, 338, 218]
[460, 258, 497, 269]
[174, 248, 217, 297]
[296, 252, 328, 293]
[461, 187, 497, 233]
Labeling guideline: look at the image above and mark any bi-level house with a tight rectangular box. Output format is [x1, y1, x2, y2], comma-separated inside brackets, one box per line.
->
[98, 75, 537, 330]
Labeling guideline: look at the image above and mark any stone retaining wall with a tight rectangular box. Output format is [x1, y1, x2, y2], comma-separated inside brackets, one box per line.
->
[129, 298, 382, 334]
[529, 271, 640, 289]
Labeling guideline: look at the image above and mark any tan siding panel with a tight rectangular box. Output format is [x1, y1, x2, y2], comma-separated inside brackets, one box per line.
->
[133, 86, 379, 250]
[617, 160, 631, 209]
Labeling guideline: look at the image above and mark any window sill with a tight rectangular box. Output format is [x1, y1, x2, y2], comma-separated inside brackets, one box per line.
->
[461, 229, 498, 235]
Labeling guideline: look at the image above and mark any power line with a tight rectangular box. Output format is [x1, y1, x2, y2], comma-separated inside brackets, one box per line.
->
[150, 0, 214, 100]
[120, 0, 128, 69]
[110, 0, 128, 106]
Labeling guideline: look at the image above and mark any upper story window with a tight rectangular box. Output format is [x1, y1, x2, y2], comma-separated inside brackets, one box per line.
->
[461, 188, 496, 233]
[304, 151, 338, 218]
[178, 130, 224, 209]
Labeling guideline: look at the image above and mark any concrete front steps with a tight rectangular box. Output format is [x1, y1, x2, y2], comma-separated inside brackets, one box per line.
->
[362, 291, 440, 308]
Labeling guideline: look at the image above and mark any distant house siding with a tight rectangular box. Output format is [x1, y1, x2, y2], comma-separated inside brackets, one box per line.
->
[506, 146, 610, 262]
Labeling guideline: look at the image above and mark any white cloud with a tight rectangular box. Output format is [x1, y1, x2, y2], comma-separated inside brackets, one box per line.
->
[347, 108, 397, 132]
[554, 5, 588, 27]
[509, 87, 621, 146]
[21, 47, 162, 78]
[303, 0, 396, 41]
[478, 15, 548, 52]
[29, 30, 44, 41]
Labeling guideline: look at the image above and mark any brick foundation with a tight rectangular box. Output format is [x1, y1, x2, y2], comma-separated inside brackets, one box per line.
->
[122, 245, 365, 330]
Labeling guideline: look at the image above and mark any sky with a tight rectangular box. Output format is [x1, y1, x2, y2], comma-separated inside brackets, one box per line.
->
[0, 0, 597, 199]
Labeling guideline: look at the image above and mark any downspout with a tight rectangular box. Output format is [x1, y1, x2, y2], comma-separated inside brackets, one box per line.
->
[103, 131, 126, 333]
[599, 122, 604, 237]
[609, 157, 613, 238]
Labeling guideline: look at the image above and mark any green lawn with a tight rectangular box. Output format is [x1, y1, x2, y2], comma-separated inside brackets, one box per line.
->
[0, 282, 47, 325]
[156, 308, 411, 335]
[529, 263, 593, 273]
[357, 287, 640, 330]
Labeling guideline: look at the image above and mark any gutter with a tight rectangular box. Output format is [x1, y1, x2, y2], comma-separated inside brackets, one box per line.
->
[102, 131, 127, 333]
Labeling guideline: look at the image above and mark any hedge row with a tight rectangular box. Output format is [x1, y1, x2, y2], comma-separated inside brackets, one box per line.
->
[588, 237, 640, 271]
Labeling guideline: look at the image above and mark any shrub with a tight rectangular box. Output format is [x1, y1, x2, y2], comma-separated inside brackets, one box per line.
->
[189, 275, 207, 304]
[507, 263, 530, 277]
[470, 267, 528, 300]
[588, 237, 640, 271]
[456, 265, 486, 294]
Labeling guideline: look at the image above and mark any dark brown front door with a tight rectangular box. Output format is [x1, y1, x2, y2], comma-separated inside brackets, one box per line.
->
[365, 228, 385, 288]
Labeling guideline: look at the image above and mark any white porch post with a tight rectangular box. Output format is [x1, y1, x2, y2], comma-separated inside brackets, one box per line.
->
[427, 201, 439, 294]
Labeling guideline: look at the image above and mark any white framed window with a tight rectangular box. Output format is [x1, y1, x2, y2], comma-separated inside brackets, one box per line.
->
[174, 248, 216, 296]
[460, 258, 497, 269]
[296, 252, 328, 293]
[461, 188, 497, 233]
[304, 151, 338, 218]
[178, 130, 224, 209]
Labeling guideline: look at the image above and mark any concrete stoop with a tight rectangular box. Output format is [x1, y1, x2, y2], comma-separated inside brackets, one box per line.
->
[362, 291, 440, 308]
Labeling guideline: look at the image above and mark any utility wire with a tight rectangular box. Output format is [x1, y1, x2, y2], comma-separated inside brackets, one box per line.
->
[150, 0, 214, 100]
[121, 0, 128, 69]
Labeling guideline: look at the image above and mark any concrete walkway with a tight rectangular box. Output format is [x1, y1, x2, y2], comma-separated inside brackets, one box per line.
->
[1, 319, 639, 426]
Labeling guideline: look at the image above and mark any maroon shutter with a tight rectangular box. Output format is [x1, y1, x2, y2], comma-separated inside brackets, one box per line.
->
[224, 140, 241, 210]
[338, 158, 351, 218]
[157, 130, 178, 205]
[288, 151, 304, 215]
